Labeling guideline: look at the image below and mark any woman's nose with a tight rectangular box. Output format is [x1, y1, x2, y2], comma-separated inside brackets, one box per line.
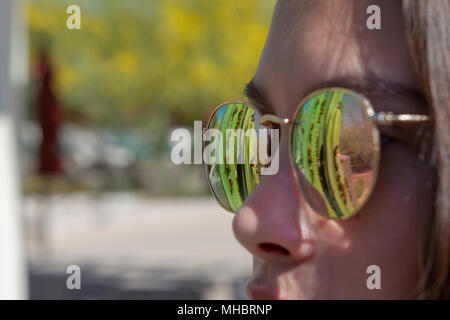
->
[232, 140, 316, 264]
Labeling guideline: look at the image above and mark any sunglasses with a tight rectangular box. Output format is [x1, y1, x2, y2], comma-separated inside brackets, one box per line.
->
[203, 87, 430, 219]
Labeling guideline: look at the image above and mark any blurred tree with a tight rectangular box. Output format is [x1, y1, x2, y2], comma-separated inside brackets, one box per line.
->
[26, 0, 275, 129]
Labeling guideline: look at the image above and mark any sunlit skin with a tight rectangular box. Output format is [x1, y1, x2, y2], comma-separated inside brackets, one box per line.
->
[232, 0, 436, 299]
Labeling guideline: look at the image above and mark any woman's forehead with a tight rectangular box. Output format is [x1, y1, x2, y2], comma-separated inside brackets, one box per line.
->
[252, 0, 420, 118]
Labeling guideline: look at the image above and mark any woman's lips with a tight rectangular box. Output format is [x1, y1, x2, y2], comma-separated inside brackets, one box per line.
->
[247, 259, 280, 299]
[246, 260, 301, 300]
[246, 279, 282, 300]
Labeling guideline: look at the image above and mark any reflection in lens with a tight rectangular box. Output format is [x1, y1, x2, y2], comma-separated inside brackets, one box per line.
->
[291, 89, 379, 219]
[204, 103, 263, 212]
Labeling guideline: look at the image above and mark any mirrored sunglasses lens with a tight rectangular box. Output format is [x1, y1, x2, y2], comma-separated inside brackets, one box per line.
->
[292, 89, 379, 219]
[204, 103, 262, 212]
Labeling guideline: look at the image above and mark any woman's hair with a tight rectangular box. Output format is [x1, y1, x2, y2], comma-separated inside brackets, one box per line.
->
[402, 0, 450, 299]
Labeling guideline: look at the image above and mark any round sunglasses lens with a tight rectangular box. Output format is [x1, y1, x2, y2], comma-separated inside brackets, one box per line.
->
[204, 103, 262, 212]
[291, 89, 380, 219]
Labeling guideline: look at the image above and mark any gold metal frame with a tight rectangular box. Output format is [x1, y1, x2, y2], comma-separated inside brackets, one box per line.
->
[204, 87, 431, 218]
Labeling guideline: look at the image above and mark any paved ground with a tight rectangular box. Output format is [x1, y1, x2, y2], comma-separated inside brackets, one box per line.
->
[24, 194, 252, 299]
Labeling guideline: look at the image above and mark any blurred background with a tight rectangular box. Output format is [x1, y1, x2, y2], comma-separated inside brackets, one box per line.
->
[0, 0, 275, 299]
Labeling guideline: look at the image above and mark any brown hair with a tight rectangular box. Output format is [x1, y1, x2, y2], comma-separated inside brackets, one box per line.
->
[402, 0, 450, 299]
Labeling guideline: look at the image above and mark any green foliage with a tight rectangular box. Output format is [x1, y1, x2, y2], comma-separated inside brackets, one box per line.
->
[27, 0, 275, 128]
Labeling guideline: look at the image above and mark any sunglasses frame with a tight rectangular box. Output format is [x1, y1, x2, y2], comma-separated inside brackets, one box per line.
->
[288, 87, 380, 219]
[204, 87, 430, 218]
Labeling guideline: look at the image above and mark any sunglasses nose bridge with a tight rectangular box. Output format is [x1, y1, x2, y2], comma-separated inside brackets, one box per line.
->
[258, 114, 290, 127]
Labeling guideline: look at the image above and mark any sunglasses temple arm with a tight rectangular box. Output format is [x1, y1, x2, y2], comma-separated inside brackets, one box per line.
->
[370, 112, 430, 126]
[258, 112, 430, 127]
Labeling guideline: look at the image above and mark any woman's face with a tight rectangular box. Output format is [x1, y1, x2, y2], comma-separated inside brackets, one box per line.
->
[232, 0, 435, 299]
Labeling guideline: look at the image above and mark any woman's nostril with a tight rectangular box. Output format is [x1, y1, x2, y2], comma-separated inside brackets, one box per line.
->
[259, 243, 290, 255]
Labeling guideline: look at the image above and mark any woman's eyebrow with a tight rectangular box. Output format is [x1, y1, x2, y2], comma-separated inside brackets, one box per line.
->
[313, 76, 428, 115]
[314, 76, 426, 104]
[244, 79, 275, 115]
[244, 75, 427, 115]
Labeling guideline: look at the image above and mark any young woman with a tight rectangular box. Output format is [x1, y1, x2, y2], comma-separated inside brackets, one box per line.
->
[204, 0, 449, 299]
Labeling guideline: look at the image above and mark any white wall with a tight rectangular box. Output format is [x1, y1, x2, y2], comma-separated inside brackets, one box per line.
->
[0, 0, 28, 299]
